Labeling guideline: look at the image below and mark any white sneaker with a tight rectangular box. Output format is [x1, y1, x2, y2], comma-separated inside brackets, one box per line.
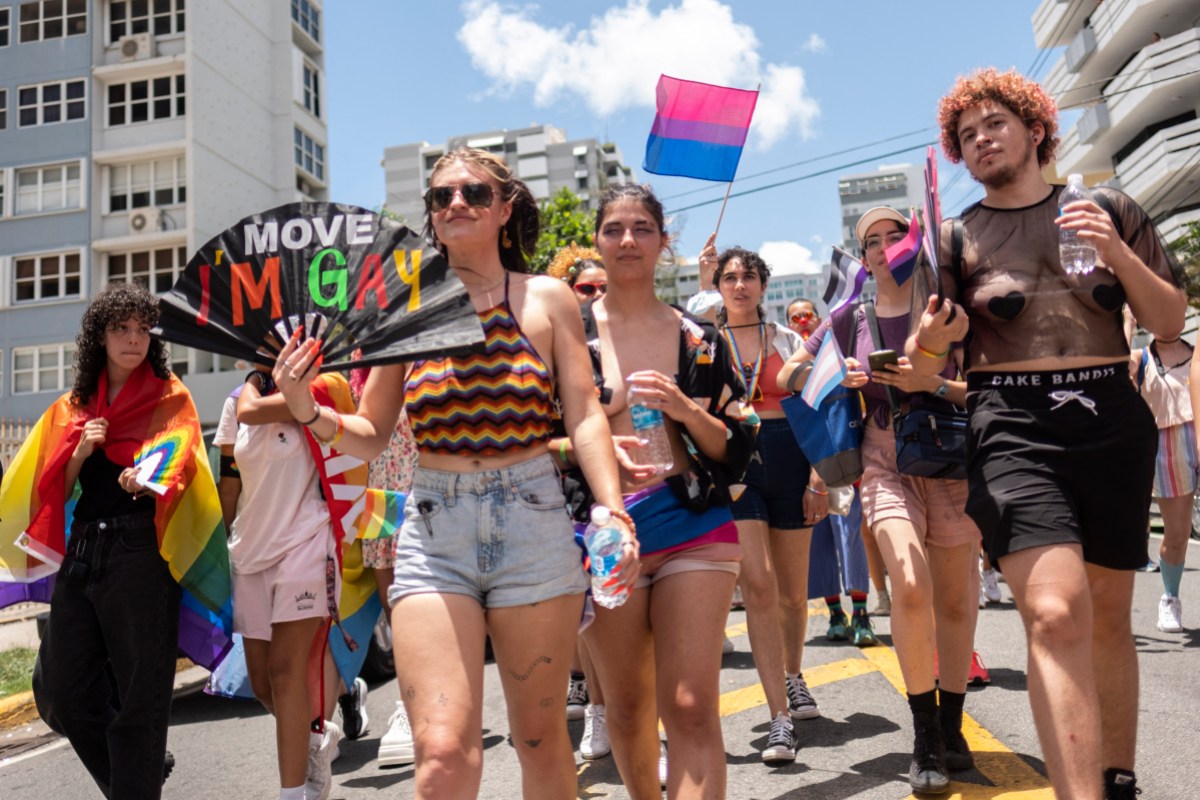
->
[566, 674, 589, 721]
[978, 581, 988, 609]
[722, 635, 735, 655]
[377, 701, 415, 767]
[305, 719, 341, 800]
[580, 704, 611, 759]
[337, 677, 370, 740]
[1158, 594, 1183, 633]
[872, 590, 891, 617]
[658, 741, 668, 788]
[981, 568, 1002, 604]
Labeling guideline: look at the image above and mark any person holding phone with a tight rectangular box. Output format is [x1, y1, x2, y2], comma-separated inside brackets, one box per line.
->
[778, 206, 978, 794]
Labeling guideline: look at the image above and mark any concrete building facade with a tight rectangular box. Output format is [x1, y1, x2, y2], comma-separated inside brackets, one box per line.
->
[0, 0, 330, 423]
[382, 125, 635, 229]
[1033, 0, 1200, 242]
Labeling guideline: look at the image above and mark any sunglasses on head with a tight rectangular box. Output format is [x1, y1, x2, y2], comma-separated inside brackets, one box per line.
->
[424, 182, 495, 212]
[574, 282, 607, 297]
[790, 311, 816, 324]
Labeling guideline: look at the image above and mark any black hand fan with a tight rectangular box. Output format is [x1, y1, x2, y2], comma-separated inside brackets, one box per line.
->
[154, 203, 484, 370]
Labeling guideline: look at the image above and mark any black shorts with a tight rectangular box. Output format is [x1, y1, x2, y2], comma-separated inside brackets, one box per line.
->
[965, 364, 1155, 571]
[730, 418, 812, 529]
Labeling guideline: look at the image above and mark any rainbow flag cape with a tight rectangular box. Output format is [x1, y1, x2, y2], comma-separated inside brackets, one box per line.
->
[0, 361, 233, 670]
[643, 75, 758, 182]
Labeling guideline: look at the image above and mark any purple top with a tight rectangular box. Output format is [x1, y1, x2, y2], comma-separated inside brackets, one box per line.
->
[805, 306, 955, 429]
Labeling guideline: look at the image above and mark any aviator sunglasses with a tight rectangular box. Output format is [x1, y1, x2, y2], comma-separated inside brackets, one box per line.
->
[425, 182, 496, 212]
[574, 282, 607, 297]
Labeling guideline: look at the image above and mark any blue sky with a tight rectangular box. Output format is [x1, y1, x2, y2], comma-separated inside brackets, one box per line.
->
[325, 1, 1058, 275]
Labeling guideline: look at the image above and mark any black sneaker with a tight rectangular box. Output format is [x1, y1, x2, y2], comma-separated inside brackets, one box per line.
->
[1105, 769, 1141, 799]
[162, 750, 175, 785]
[761, 713, 798, 764]
[909, 710, 950, 794]
[338, 677, 370, 740]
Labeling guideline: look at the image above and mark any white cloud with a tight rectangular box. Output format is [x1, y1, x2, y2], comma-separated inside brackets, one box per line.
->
[759, 240, 824, 277]
[457, 0, 820, 149]
[801, 33, 826, 53]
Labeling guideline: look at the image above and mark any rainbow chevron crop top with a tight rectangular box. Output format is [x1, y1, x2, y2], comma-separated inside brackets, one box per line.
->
[405, 276, 554, 456]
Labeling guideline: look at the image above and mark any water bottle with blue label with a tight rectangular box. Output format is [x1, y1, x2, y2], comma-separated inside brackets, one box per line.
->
[627, 385, 674, 474]
[584, 506, 630, 609]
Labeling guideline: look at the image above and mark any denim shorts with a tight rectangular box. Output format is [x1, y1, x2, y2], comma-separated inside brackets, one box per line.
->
[389, 454, 589, 608]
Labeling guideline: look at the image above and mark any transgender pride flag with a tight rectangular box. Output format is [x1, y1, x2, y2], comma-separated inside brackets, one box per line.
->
[801, 334, 848, 409]
[643, 75, 759, 182]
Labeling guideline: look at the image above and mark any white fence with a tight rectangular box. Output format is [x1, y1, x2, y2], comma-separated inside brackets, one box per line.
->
[0, 418, 33, 469]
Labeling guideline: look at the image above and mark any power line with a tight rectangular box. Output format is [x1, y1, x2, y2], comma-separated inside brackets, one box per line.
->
[659, 127, 936, 202]
[665, 141, 937, 215]
[1056, 65, 1200, 110]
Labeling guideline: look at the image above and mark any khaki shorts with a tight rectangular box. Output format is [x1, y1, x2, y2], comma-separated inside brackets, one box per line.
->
[233, 527, 338, 640]
[859, 425, 978, 548]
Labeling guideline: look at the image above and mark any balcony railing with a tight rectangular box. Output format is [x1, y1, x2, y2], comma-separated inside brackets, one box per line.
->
[1115, 117, 1200, 215]
[1066, 25, 1097, 73]
[1079, 102, 1111, 143]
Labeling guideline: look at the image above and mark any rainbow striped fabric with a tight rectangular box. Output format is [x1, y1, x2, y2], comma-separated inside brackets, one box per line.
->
[643, 74, 759, 182]
[357, 488, 406, 540]
[406, 303, 554, 455]
[0, 361, 233, 670]
[132, 425, 196, 496]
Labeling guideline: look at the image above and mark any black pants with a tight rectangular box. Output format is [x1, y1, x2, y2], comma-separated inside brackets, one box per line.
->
[33, 513, 181, 800]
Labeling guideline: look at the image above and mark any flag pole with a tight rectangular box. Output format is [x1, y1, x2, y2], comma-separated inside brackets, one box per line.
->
[712, 82, 760, 239]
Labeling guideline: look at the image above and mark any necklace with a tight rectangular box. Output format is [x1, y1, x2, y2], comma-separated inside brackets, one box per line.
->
[723, 322, 763, 329]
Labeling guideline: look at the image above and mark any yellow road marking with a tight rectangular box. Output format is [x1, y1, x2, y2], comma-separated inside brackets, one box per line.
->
[719, 657, 880, 717]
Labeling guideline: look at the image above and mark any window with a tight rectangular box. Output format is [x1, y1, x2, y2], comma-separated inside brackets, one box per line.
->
[18, 0, 86, 43]
[108, 0, 185, 42]
[0, 89, 6, 130]
[109, 156, 185, 212]
[291, 0, 319, 42]
[302, 61, 320, 118]
[0, 173, 5, 218]
[107, 246, 187, 293]
[15, 162, 82, 215]
[165, 343, 188, 377]
[294, 127, 324, 181]
[12, 343, 76, 395]
[0, 8, 10, 46]
[107, 74, 184, 126]
[17, 79, 86, 127]
[13, 251, 82, 302]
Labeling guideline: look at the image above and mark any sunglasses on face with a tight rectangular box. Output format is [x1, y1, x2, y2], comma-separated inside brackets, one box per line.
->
[863, 230, 908, 252]
[424, 182, 496, 212]
[574, 282, 607, 297]
[790, 311, 817, 325]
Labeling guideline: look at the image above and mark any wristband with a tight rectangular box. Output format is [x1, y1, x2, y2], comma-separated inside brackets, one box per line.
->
[558, 439, 570, 467]
[297, 402, 321, 427]
[807, 486, 828, 496]
[914, 338, 950, 360]
[786, 362, 812, 394]
[609, 508, 637, 538]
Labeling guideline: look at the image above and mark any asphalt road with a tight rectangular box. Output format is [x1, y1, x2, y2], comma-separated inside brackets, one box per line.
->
[1, 536, 1196, 799]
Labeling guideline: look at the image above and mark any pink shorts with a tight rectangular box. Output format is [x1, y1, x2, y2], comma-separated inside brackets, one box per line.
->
[233, 528, 339, 640]
[634, 542, 740, 590]
[859, 425, 978, 548]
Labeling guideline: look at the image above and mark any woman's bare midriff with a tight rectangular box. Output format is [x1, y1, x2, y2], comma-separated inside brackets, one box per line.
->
[416, 442, 552, 473]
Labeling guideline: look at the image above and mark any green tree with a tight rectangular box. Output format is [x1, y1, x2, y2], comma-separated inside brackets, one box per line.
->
[1172, 220, 1200, 307]
[530, 188, 595, 274]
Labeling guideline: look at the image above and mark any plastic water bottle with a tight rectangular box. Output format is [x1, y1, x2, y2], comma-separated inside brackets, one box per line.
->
[627, 386, 674, 474]
[1059, 174, 1098, 275]
[584, 506, 630, 609]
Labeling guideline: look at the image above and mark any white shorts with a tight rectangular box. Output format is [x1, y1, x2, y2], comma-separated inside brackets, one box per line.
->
[233, 527, 338, 640]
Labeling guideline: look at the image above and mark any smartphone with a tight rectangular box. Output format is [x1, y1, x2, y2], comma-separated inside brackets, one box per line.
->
[868, 349, 899, 372]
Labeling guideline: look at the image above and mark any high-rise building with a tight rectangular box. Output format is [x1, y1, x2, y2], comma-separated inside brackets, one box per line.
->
[1033, 0, 1199, 243]
[0, 0, 330, 422]
[838, 164, 924, 255]
[382, 125, 635, 228]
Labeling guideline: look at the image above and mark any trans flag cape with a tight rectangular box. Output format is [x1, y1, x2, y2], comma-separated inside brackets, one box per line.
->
[0, 361, 233, 671]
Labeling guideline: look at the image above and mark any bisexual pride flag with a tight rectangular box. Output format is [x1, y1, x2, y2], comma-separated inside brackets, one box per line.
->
[884, 210, 923, 287]
[644, 75, 758, 182]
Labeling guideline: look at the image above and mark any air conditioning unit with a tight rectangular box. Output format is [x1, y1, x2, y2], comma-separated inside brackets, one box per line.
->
[118, 32, 155, 62]
[128, 207, 163, 234]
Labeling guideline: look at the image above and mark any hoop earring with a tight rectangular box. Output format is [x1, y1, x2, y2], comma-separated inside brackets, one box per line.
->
[501, 228, 512, 249]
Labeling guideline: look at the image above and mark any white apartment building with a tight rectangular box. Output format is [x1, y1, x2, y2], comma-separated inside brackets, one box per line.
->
[1033, 0, 1200, 243]
[0, 0, 330, 423]
[382, 125, 635, 229]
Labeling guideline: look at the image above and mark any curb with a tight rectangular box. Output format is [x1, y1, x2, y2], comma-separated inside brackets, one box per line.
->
[0, 664, 211, 732]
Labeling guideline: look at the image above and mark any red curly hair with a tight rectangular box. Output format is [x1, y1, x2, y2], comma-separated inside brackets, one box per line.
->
[938, 68, 1060, 167]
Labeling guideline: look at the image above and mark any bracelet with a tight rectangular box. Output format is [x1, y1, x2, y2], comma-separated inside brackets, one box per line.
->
[558, 439, 570, 467]
[609, 508, 638, 538]
[309, 408, 345, 448]
[914, 338, 950, 360]
[786, 362, 812, 394]
[297, 402, 321, 427]
[807, 486, 828, 496]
